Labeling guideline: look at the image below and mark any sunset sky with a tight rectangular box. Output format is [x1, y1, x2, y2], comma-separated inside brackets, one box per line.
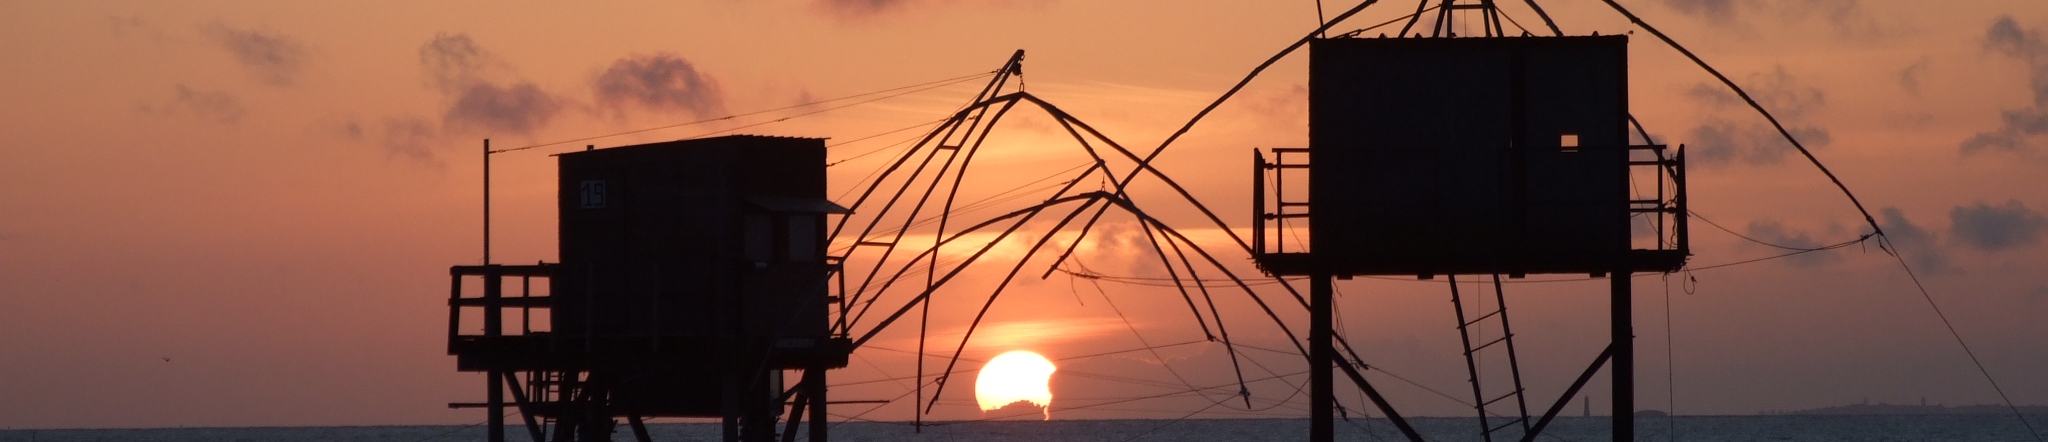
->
[3, 0, 2047, 431]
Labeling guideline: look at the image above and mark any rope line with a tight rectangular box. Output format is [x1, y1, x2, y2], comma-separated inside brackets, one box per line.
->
[1689, 209, 1844, 252]
[1685, 234, 1871, 271]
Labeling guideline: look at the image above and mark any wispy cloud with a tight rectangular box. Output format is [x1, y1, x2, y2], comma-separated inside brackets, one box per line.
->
[815, 0, 922, 18]
[1897, 58, 1930, 97]
[1656, 0, 1889, 40]
[1879, 207, 1952, 274]
[592, 53, 726, 120]
[139, 84, 246, 124]
[106, 15, 174, 42]
[1681, 66, 1832, 167]
[1961, 16, 2048, 157]
[418, 33, 502, 92]
[1662, 0, 1740, 24]
[203, 21, 307, 87]
[442, 82, 565, 135]
[416, 33, 565, 136]
[377, 117, 440, 163]
[811, 0, 1044, 21]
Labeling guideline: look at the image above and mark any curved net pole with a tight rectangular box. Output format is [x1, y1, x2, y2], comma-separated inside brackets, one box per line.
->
[850, 192, 1113, 348]
[1111, 0, 1384, 253]
[836, 94, 1026, 324]
[832, 108, 991, 317]
[829, 52, 1025, 240]
[1518, 0, 1562, 36]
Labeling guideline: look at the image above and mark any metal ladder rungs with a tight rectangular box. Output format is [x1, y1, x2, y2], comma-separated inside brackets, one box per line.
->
[1465, 334, 1513, 354]
[1485, 417, 1528, 434]
[1480, 388, 1525, 407]
[1461, 308, 1504, 327]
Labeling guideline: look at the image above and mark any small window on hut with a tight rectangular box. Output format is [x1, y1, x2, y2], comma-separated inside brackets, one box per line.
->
[1560, 134, 1580, 152]
[744, 214, 773, 263]
[787, 215, 819, 262]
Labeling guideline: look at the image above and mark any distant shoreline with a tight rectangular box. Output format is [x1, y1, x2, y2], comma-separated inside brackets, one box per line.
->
[1765, 403, 2048, 416]
[7, 411, 2048, 432]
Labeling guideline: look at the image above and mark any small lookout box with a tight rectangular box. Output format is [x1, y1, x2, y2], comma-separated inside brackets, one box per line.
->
[555, 134, 848, 347]
[1254, 35, 1686, 277]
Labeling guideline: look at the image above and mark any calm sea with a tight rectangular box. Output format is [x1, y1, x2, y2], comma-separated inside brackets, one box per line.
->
[4, 415, 2045, 442]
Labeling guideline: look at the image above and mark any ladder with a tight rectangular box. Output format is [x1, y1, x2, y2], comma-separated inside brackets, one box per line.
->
[1449, 274, 1533, 441]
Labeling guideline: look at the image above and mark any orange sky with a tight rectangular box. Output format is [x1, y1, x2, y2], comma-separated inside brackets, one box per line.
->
[2, 0, 2046, 430]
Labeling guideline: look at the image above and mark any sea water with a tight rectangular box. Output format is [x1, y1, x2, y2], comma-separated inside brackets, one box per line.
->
[4, 415, 2045, 442]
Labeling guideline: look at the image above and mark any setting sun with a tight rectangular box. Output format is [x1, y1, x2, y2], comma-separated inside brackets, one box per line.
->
[974, 350, 1057, 420]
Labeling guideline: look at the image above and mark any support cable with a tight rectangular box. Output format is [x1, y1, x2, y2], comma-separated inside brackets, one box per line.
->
[827, 118, 949, 166]
[1599, 4, 2039, 439]
[1884, 240, 2044, 442]
[1077, 268, 1209, 398]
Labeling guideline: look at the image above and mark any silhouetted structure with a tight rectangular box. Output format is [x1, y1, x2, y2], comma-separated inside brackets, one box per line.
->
[1254, 22, 1687, 442]
[449, 135, 851, 442]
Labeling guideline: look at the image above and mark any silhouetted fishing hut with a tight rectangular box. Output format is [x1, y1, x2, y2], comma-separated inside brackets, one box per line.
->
[448, 135, 851, 442]
[1253, 29, 1689, 442]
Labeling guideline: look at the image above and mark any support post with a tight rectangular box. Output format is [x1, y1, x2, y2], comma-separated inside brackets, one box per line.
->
[808, 367, 829, 442]
[484, 268, 504, 442]
[483, 138, 490, 265]
[723, 366, 741, 442]
[1311, 272, 1334, 442]
[1611, 271, 1634, 441]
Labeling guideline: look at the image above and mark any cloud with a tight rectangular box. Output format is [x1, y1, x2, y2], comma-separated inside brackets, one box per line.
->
[335, 116, 441, 164]
[1985, 15, 2046, 69]
[1657, 0, 1884, 39]
[815, 0, 920, 18]
[414, 33, 565, 136]
[812, 0, 1043, 20]
[1962, 16, 2048, 156]
[1687, 66, 1826, 118]
[1879, 207, 1952, 274]
[442, 82, 564, 135]
[106, 15, 174, 42]
[1682, 66, 1831, 167]
[1740, 220, 1841, 267]
[419, 33, 502, 92]
[1948, 200, 2048, 252]
[592, 53, 726, 119]
[333, 115, 452, 166]
[376, 117, 441, 162]
[1661, 0, 1740, 24]
[1685, 119, 1831, 167]
[1897, 58, 1929, 97]
[140, 84, 247, 124]
[203, 22, 308, 87]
